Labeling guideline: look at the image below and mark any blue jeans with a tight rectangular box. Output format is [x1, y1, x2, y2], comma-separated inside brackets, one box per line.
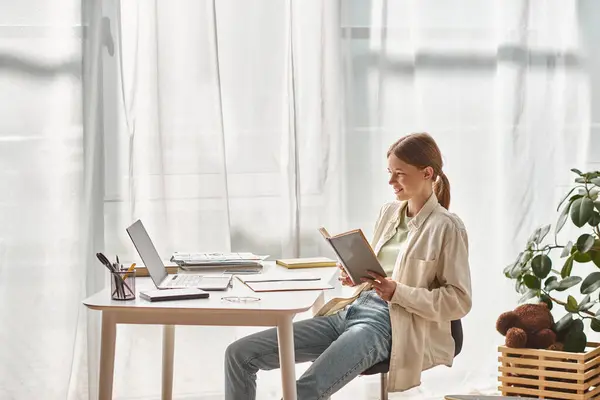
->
[224, 290, 392, 400]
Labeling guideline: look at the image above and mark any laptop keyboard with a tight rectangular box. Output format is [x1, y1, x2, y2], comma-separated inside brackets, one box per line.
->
[167, 274, 202, 287]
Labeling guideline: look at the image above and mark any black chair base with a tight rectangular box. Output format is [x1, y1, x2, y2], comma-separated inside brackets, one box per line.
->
[360, 320, 463, 400]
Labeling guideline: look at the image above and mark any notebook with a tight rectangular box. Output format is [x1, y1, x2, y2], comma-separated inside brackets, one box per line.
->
[276, 257, 337, 269]
[140, 288, 209, 302]
[318, 226, 387, 284]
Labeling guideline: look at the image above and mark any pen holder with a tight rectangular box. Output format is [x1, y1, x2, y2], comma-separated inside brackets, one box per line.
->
[111, 270, 136, 300]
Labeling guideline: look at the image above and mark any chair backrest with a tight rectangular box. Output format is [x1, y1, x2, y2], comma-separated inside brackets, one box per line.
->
[451, 319, 463, 357]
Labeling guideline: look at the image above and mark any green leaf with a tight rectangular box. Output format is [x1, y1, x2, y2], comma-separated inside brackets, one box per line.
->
[576, 177, 587, 184]
[503, 260, 517, 275]
[581, 272, 600, 294]
[589, 211, 600, 227]
[537, 224, 551, 244]
[580, 294, 591, 305]
[572, 168, 583, 176]
[574, 250, 593, 263]
[554, 313, 573, 332]
[561, 256, 575, 278]
[564, 329, 587, 353]
[595, 200, 600, 213]
[572, 318, 585, 332]
[578, 295, 592, 312]
[561, 241, 574, 258]
[557, 276, 582, 291]
[577, 234, 596, 254]
[540, 294, 553, 310]
[592, 177, 600, 186]
[531, 254, 552, 279]
[592, 319, 600, 332]
[580, 302, 595, 312]
[589, 171, 600, 178]
[579, 302, 596, 312]
[520, 251, 534, 265]
[566, 295, 579, 313]
[545, 276, 559, 291]
[527, 228, 541, 246]
[523, 274, 541, 289]
[519, 289, 538, 303]
[557, 186, 579, 211]
[571, 197, 594, 228]
[593, 251, 600, 269]
[556, 203, 572, 235]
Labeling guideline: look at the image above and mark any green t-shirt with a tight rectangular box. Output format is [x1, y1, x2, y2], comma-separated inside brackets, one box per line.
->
[376, 206, 412, 276]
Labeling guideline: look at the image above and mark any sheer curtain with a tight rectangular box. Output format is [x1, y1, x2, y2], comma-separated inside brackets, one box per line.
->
[75, 0, 346, 399]
[0, 0, 597, 399]
[342, 0, 591, 397]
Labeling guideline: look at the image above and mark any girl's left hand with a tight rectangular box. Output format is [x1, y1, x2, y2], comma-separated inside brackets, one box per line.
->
[361, 271, 397, 301]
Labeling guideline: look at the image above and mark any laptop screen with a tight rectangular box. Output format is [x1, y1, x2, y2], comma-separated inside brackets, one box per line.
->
[126, 219, 168, 287]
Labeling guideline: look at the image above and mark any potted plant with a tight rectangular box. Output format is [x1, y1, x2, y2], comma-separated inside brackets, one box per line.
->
[504, 168, 600, 352]
[498, 169, 600, 399]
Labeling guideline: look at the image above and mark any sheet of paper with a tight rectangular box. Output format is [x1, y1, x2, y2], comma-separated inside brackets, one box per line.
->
[244, 280, 334, 292]
[237, 272, 321, 283]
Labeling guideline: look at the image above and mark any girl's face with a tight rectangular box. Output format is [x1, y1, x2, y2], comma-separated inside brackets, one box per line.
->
[387, 154, 434, 201]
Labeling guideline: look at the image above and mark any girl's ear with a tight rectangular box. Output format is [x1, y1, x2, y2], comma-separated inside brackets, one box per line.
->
[423, 166, 434, 180]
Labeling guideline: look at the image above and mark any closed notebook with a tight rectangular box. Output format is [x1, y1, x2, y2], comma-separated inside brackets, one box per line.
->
[139, 288, 209, 302]
[276, 257, 337, 269]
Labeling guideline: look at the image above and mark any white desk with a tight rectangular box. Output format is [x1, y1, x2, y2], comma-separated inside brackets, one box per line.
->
[83, 262, 338, 400]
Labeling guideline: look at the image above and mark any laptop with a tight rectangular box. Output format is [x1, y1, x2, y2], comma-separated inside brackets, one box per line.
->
[126, 219, 232, 291]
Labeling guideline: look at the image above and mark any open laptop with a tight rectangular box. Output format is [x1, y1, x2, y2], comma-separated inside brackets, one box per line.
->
[126, 219, 232, 291]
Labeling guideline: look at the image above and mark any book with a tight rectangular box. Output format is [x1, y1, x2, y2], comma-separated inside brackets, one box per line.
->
[318, 227, 387, 285]
[133, 261, 179, 277]
[276, 257, 337, 269]
[140, 288, 209, 302]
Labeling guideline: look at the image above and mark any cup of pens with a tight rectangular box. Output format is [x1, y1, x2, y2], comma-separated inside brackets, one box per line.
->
[97, 253, 136, 301]
[111, 269, 136, 300]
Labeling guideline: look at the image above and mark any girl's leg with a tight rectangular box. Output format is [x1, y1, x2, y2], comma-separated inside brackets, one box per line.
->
[224, 312, 345, 400]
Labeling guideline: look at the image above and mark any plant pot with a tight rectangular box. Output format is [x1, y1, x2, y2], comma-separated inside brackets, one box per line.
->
[498, 343, 600, 399]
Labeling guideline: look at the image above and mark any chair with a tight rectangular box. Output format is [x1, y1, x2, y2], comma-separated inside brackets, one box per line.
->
[361, 319, 464, 400]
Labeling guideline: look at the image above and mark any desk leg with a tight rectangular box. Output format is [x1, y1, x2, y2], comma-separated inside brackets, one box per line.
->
[162, 325, 175, 400]
[277, 315, 297, 400]
[99, 312, 116, 400]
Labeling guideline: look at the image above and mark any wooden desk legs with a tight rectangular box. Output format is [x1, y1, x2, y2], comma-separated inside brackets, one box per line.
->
[162, 325, 175, 400]
[99, 312, 117, 400]
[277, 314, 297, 400]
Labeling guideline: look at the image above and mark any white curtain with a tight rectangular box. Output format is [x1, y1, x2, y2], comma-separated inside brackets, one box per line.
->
[341, 0, 591, 397]
[0, 0, 597, 399]
[74, 0, 347, 399]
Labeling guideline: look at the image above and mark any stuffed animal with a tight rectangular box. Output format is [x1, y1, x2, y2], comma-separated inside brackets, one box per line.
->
[496, 303, 562, 350]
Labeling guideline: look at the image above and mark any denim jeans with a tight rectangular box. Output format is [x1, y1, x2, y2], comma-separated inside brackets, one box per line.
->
[224, 290, 392, 400]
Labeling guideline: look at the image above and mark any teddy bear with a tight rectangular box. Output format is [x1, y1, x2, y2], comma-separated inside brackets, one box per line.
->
[496, 302, 562, 350]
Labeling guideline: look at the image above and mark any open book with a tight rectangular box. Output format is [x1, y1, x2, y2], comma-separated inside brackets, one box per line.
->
[318, 227, 387, 285]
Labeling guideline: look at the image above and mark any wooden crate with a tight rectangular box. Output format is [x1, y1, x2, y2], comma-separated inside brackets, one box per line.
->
[498, 343, 600, 399]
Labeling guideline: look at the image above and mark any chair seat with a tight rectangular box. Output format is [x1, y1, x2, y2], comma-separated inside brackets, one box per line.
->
[361, 319, 463, 376]
[362, 359, 390, 375]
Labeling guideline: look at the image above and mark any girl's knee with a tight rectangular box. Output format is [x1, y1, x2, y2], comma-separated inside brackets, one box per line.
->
[225, 338, 249, 365]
